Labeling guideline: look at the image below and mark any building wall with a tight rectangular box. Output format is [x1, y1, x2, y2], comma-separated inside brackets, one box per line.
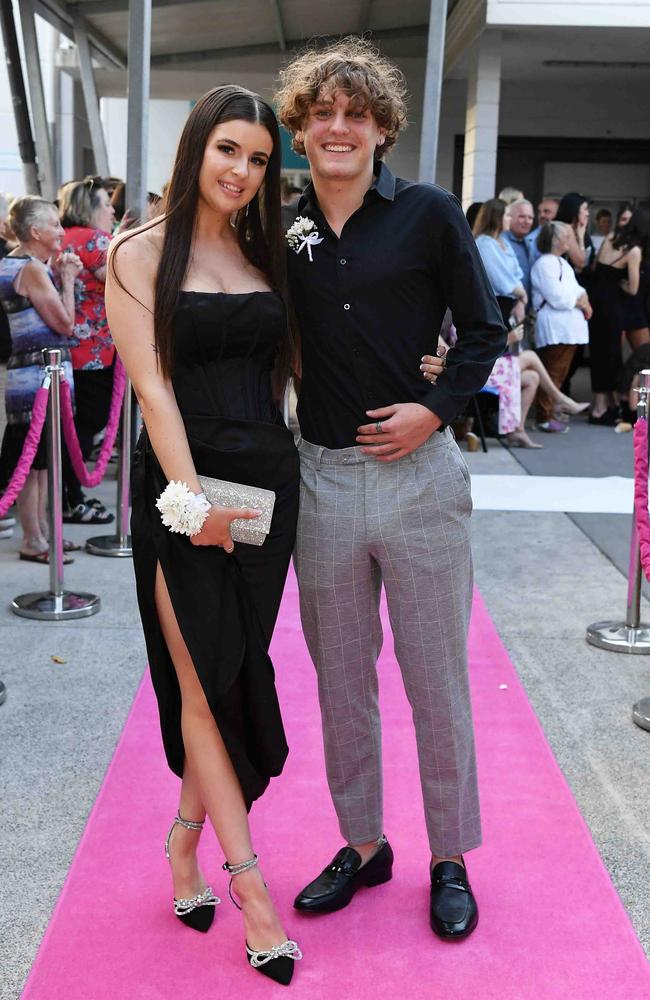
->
[437, 75, 650, 200]
[0, 9, 58, 196]
[0, 51, 24, 195]
[101, 98, 193, 194]
[487, 0, 650, 28]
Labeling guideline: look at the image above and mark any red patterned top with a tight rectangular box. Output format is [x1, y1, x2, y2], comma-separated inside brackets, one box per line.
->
[60, 226, 114, 370]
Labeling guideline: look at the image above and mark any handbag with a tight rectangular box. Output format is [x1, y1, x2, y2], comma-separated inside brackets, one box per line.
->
[198, 475, 275, 546]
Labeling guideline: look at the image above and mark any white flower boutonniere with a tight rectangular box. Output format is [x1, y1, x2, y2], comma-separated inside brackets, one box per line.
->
[285, 216, 324, 263]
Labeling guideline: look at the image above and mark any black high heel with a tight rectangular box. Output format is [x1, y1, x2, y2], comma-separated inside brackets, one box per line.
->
[165, 813, 220, 932]
[223, 854, 302, 986]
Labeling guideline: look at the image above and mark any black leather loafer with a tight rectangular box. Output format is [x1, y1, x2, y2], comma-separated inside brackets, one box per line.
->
[429, 860, 478, 940]
[294, 838, 393, 914]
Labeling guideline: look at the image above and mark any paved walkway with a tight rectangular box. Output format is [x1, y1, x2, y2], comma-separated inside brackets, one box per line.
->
[2, 408, 650, 998]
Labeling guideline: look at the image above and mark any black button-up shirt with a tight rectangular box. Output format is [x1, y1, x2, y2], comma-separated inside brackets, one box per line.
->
[287, 162, 507, 450]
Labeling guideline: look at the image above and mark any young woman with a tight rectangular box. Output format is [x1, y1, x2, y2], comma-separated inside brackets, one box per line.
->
[618, 208, 650, 353]
[555, 192, 592, 274]
[473, 197, 528, 327]
[588, 211, 644, 424]
[106, 86, 302, 986]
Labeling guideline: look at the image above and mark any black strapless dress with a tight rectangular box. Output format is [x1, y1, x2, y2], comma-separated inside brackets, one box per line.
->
[130, 291, 299, 807]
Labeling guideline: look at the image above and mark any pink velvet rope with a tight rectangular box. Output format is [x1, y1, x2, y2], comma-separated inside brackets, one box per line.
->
[0, 386, 49, 518]
[60, 358, 127, 488]
[633, 416, 650, 581]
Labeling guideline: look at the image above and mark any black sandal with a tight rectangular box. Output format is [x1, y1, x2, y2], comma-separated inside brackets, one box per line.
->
[62, 502, 114, 525]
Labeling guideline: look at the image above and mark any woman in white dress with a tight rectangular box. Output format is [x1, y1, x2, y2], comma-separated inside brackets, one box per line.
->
[531, 222, 592, 430]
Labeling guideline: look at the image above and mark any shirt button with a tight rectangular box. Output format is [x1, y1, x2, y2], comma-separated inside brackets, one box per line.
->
[340, 258, 347, 265]
[343, 303, 351, 310]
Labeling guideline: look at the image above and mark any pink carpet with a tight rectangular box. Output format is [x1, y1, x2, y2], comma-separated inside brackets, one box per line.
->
[21, 569, 650, 1000]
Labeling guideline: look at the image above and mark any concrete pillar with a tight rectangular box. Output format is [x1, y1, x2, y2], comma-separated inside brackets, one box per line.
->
[418, 0, 448, 184]
[73, 15, 110, 177]
[126, 0, 151, 221]
[461, 31, 501, 210]
[18, 0, 56, 199]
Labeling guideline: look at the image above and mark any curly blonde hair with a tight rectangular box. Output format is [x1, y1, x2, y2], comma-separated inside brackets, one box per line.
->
[275, 36, 408, 159]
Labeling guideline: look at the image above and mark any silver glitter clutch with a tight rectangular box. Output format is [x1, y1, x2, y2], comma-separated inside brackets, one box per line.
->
[198, 475, 275, 546]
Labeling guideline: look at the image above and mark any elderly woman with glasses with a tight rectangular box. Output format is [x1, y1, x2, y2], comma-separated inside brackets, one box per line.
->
[0, 195, 82, 561]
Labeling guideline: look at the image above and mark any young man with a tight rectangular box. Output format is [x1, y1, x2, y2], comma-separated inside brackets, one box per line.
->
[276, 39, 506, 939]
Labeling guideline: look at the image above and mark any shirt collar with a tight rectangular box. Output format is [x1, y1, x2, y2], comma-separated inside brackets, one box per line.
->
[371, 161, 396, 201]
[298, 160, 396, 216]
[505, 229, 535, 246]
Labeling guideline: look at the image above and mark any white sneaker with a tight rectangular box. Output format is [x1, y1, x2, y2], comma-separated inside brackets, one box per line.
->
[0, 527, 14, 539]
[0, 516, 16, 530]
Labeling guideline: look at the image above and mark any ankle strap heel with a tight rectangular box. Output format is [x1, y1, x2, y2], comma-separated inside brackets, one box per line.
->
[222, 854, 259, 909]
[223, 854, 302, 984]
[165, 811, 205, 860]
[164, 812, 219, 932]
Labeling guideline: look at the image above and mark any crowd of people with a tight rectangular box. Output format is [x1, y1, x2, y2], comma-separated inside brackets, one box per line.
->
[440, 187, 650, 448]
[0, 176, 164, 559]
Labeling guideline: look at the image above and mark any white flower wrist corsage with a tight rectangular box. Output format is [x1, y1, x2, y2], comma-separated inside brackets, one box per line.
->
[155, 481, 211, 537]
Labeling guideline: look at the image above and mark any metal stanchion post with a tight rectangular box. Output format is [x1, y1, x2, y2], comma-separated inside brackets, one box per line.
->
[86, 379, 133, 557]
[586, 370, 650, 653]
[12, 349, 100, 620]
[632, 696, 650, 730]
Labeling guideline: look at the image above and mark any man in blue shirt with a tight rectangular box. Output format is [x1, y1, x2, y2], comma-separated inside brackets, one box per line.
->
[503, 199, 539, 302]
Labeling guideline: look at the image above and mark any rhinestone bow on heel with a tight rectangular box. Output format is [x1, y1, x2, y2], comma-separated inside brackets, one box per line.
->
[165, 813, 220, 933]
[223, 854, 302, 986]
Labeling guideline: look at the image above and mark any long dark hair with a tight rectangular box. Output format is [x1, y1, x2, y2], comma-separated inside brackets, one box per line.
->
[616, 201, 634, 228]
[111, 85, 293, 389]
[472, 198, 506, 238]
[612, 208, 650, 258]
[555, 192, 588, 226]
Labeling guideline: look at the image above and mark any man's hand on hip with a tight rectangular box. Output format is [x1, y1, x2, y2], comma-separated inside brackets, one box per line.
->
[357, 403, 442, 462]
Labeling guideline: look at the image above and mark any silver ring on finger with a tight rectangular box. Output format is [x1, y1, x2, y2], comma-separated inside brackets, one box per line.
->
[376, 420, 384, 434]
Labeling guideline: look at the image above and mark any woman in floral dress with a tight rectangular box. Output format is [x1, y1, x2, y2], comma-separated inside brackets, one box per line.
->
[58, 178, 115, 523]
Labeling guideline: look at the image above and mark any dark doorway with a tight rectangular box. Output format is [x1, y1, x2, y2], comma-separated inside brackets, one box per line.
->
[453, 136, 650, 206]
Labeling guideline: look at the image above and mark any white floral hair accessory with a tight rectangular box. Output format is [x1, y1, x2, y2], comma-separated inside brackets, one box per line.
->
[156, 481, 211, 537]
[285, 216, 324, 262]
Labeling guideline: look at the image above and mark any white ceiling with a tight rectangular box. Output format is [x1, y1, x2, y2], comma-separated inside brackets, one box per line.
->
[64, 0, 430, 62]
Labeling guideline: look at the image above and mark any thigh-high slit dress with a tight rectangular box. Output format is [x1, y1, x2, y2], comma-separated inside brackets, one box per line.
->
[130, 291, 300, 808]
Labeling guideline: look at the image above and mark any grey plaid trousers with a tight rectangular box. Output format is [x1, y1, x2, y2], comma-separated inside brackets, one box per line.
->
[294, 429, 482, 857]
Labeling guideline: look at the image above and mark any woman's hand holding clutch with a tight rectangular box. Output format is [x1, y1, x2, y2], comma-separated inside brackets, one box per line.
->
[191, 505, 261, 553]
